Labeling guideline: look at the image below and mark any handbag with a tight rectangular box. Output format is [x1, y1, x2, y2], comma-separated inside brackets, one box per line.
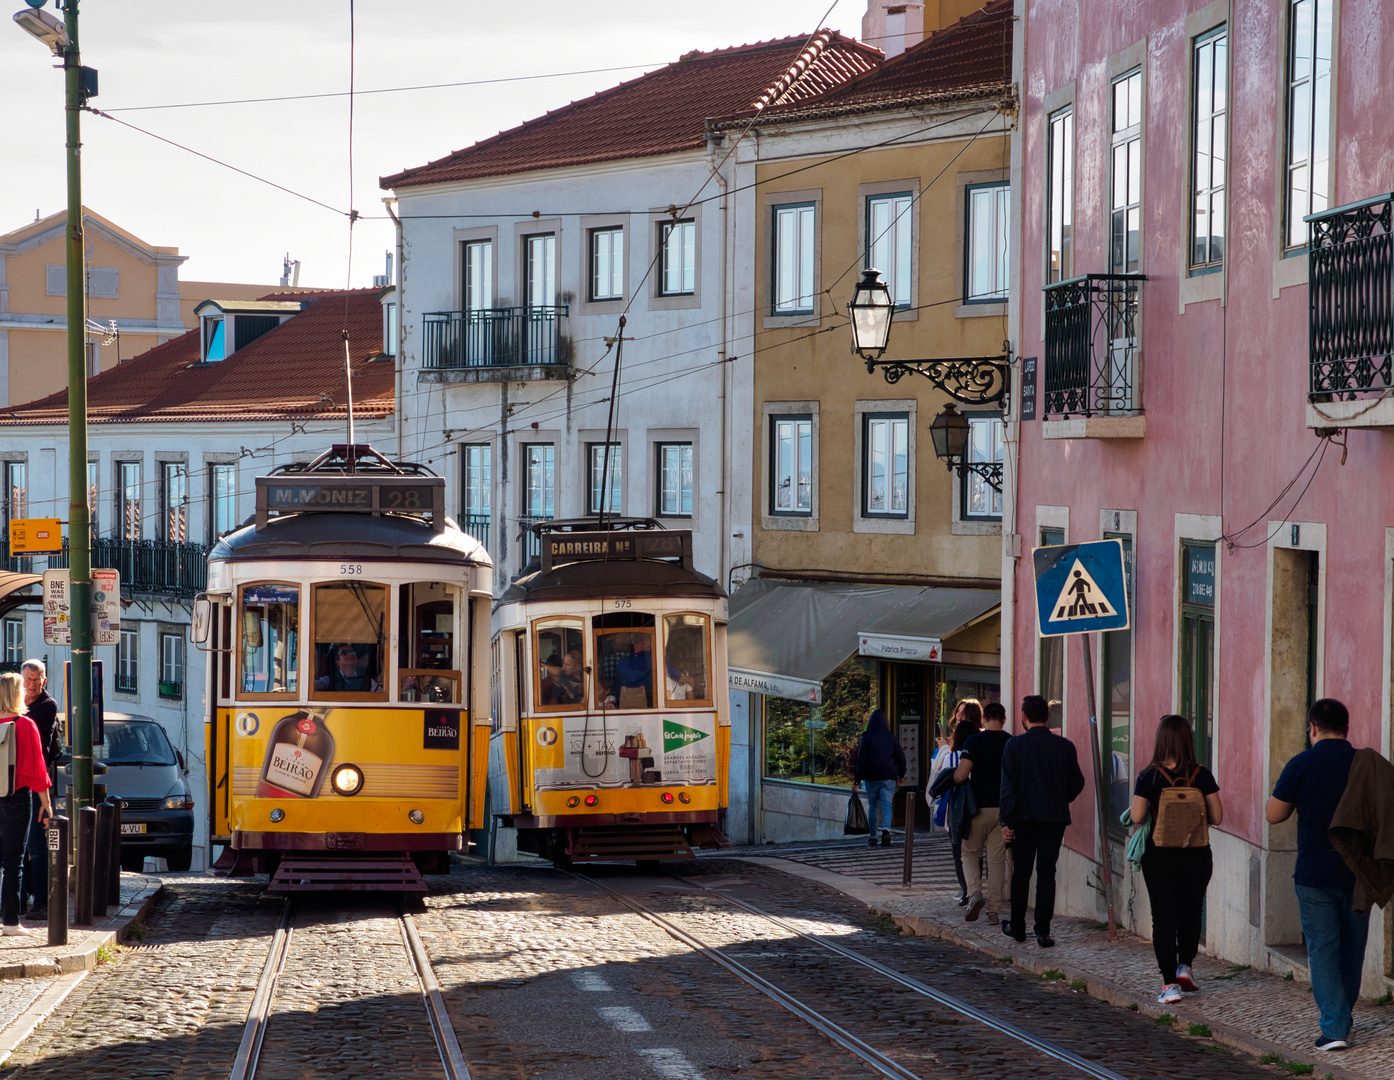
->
[844, 789, 870, 835]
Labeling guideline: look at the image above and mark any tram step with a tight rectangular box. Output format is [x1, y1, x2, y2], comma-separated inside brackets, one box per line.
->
[570, 827, 695, 862]
[268, 856, 427, 892]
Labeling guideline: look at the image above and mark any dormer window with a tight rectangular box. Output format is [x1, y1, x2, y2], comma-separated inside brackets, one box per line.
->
[203, 316, 226, 362]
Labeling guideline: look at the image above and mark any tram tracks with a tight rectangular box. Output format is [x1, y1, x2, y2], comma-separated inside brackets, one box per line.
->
[229, 896, 471, 1080]
[578, 870, 1133, 1080]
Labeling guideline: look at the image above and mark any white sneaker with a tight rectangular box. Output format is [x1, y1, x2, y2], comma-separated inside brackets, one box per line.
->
[2, 924, 30, 937]
[1157, 983, 1182, 1005]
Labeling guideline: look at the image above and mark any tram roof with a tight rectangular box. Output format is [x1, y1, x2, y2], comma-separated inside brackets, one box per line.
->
[210, 510, 489, 566]
[499, 553, 723, 605]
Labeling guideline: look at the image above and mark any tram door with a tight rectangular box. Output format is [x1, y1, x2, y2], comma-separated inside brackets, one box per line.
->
[514, 630, 531, 812]
[208, 602, 233, 841]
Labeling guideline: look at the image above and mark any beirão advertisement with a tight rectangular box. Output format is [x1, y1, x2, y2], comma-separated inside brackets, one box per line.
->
[531, 711, 718, 790]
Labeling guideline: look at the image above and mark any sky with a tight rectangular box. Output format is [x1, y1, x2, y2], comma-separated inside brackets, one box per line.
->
[1, 0, 870, 289]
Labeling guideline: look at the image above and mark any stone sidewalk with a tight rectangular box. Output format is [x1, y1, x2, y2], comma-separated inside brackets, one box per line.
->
[718, 833, 1394, 1080]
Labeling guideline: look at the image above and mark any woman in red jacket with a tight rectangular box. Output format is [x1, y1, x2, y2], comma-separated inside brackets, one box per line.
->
[0, 672, 52, 935]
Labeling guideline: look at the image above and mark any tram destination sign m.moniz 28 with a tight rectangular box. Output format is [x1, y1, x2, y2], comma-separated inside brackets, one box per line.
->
[1032, 539, 1131, 637]
[255, 475, 444, 529]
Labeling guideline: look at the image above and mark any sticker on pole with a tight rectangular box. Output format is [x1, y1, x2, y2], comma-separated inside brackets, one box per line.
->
[1033, 539, 1130, 636]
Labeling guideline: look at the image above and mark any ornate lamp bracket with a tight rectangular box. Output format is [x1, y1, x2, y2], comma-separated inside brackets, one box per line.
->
[862, 351, 1011, 406]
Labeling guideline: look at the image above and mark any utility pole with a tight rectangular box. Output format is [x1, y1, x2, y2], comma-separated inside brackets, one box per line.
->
[63, 0, 94, 815]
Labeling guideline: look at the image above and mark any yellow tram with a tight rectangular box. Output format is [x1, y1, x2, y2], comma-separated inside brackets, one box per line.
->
[200, 446, 494, 890]
[489, 520, 730, 866]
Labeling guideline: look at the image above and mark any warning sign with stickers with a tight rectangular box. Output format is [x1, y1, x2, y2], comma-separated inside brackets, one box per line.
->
[1033, 540, 1130, 637]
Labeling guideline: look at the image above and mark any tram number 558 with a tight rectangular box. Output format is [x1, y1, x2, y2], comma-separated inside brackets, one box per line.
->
[338, 563, 364, 576]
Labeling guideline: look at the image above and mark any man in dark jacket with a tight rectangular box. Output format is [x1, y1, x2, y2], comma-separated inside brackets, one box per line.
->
[999, 694, 1085, 947]
[854, 708, 906, 848]
[21, 660, 60, 916]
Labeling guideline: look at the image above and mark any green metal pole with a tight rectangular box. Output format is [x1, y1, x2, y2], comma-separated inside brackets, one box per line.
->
[63, 0, 93, 815]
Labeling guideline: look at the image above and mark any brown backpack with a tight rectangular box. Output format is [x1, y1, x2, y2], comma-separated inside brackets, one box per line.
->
[1152, 765, 1209, 849]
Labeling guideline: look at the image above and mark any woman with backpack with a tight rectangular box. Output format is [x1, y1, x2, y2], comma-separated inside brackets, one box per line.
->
[0, 672, 52, 936]
[1131, 714, 1223, 1004]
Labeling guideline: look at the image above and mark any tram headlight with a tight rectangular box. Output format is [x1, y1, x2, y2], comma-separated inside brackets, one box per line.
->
[269, 808, 285, 823]
[330, 764, 365, 797]
[660, 792, 674, 804]
[408, 809, 425, 825]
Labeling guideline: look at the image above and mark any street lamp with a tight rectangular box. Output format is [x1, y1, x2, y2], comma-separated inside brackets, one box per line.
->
[848, 277, 1010, 406]
[15, 0, 97, 817]
[929, 403, 1002, 492]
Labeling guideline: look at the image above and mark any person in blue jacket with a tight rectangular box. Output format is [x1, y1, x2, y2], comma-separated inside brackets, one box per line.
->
[854, 708, 907, 848]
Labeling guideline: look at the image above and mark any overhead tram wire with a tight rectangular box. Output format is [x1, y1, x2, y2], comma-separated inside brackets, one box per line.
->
[342, 0, 360, 451]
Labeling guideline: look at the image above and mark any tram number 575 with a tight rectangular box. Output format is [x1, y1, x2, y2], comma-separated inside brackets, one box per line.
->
[338, 564, 364, 576]
[612, 599, 632, 609]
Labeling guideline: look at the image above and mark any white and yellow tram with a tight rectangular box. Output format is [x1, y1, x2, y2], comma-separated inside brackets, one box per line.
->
[201, 446, 494, 890]
[489, 520, 730, 866]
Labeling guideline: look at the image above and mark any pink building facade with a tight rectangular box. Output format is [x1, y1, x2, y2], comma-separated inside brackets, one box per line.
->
[1011, 0, 1394, 990]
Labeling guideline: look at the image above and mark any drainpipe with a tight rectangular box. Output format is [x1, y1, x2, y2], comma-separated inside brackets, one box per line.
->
[383, 196, 405, 460]
[707, 137, 731, 589]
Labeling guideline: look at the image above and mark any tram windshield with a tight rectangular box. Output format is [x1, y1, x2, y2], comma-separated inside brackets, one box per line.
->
[663, 614, 712, 707]
[595, 618, 656, 710]
[534, 619, 585, 710]
[312, 581, 386, 697]
[399, 582, 460, 704]
[239, 583, 299, 696]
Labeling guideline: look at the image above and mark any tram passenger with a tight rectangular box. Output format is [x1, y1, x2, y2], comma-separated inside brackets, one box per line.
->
[315, 643, 381, 692]
[615, 633, 654, 708]
[542, 650, 585, 706]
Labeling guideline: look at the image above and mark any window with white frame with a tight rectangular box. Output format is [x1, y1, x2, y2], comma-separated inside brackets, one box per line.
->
[589, 227, 624, 301]
[162, 462, 187, 542]
[4, 462, 25, 527]
[208, 462, 236, 543]
[587, 442, 622, 516]
[118, 461, 141, 540]
[1284, 0, 1332, 248]
[770, 416, 813, 515]
[862, 414, 908, 518]
[1047, 108, 1074, 283]
[867, 193, 913, 307]
[523, 444, 555, 520]
[658, 220, 695, 296]
[383, 301, 398, 356]
[962, 415, 1004, 521]
[203, 316, 225, 362]
[463, 239, 494, 310]
[1110, 70, 1143, 274]
[160, 631, 183, 698]
[1192, 29, 1228, 269]
[772, 203, 815, 315]
[966, 183, 1010, 301]
[462, 444, 491, 521]
[2, 618, 21, 668]
[117, 627, 138, 692]
[525, 234, 556, 308]
[656, 443, 693, 517]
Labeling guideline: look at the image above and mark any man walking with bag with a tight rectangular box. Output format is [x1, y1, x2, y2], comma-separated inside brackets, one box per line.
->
[954, 701, 1013, 925]
[1266, 699, 1368, 1052]
[999, 695, 1085, 947]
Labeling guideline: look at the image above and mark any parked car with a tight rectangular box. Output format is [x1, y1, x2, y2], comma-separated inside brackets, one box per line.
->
[56, 713, 195, 872]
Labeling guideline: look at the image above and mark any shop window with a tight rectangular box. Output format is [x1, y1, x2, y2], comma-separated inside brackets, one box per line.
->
[1181, 541, 1216, 767]
[662, 614, 711, 707]
[534, 618, 586, 710]
[312, 581, 386, 698]
[398, 582, 459, 704]
[763, 656, 873, 788]
[239, 583, 300, 697]
[1039, 526, 1066, 728]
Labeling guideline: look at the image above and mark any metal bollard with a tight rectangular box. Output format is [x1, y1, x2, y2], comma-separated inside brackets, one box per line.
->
[92, 803, 112, 919]
[902, 790, 917, 888]
[46, 815, 68, 947]
[74, 807, 96, 926]
[107, 797, 122, 906]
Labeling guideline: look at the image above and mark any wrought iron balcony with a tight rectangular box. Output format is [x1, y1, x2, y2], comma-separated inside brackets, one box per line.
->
[1308, 193, 1394, 401]
[424, 306, 569, 370]
[518, 514, 553, 566]
[1043, 274, 1145, 419]
[461, 513, 491, 552]
[41, 537, 208, 599]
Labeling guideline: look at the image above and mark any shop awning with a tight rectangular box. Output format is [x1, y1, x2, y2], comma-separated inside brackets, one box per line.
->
[727, 578, 999, 703]
[0, 572, 41, 620]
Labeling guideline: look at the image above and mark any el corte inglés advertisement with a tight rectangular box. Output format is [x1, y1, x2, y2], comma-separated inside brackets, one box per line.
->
[532, 712, 717, 790]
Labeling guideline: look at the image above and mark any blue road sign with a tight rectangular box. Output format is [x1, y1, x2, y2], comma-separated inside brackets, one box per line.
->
[1033, 539, 1131, 637]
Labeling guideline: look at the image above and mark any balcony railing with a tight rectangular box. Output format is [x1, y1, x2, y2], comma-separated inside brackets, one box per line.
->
[1043, 273, 1145, 418]
[1308, 193, 1394, 400]
[12, 536, 209, 599]
[461, 513, 491, 552]
[518, 514, 553, 566]
[424, 306, 569, 370]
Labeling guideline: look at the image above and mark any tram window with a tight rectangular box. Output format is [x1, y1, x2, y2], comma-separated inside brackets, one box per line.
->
[534, 619, 586, 710]
[663, 614, 712, 707]
[311, 581, 386, 697]
[239, 584, 299, 696]
[595, 625, 656, 710]
[398, 582, 460, 704]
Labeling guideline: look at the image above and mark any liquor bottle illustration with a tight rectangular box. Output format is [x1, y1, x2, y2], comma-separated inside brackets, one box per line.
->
[257, 710, 334, 799]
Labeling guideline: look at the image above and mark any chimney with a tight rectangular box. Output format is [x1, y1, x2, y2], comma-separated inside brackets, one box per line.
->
[863, 1, 925, 60]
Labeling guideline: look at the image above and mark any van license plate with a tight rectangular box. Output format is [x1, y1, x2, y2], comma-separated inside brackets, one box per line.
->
[120, 823, 146, 835]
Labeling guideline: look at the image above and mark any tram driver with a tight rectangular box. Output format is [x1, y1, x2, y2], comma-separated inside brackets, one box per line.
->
[316, 643, 382, 692]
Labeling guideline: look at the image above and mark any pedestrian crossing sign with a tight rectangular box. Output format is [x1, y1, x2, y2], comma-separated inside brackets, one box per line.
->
[1033, 539, 1130, 636]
